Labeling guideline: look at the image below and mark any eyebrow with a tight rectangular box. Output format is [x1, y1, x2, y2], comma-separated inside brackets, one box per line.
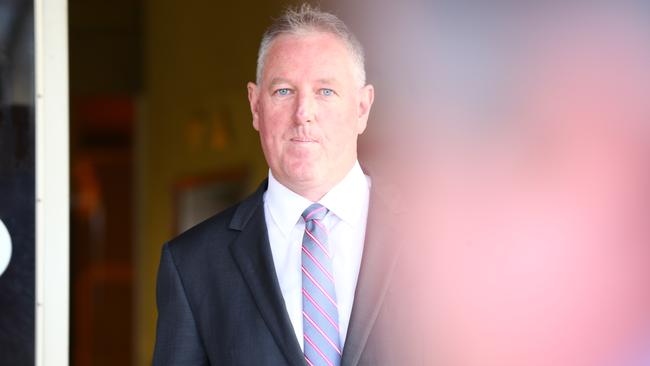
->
[267, 77, 340, 86]
[316, 78, 338, 85]
[269, 78, 292, 86]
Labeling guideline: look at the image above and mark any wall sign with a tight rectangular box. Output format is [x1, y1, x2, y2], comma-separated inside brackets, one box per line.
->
[0, 219, 11, 277]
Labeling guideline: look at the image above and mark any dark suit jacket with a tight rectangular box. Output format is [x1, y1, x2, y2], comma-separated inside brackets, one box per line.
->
[153, 179, 419, 365]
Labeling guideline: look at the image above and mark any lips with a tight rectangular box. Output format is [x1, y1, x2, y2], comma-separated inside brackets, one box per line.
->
[290, 137, 318, 143]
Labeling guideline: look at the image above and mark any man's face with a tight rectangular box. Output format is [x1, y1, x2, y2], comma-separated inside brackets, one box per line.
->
[247, 32, 373, 198]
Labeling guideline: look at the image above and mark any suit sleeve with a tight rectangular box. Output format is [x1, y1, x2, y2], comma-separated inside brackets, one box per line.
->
[152, 243, 209, 366]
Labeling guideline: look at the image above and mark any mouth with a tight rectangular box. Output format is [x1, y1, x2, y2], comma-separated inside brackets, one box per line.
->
[290, 137, 318, 143]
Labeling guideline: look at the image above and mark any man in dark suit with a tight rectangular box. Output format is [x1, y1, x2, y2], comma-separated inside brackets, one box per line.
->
[153, 4, 415, 365]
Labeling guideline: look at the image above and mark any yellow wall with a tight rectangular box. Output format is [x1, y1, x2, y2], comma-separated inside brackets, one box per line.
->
[135, 1, 297, 364]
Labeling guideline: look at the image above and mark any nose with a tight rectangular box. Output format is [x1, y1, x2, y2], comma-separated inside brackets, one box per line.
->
[295, 92, 315, 124]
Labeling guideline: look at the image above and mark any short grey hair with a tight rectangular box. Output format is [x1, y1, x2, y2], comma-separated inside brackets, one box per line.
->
[255, 3, 366, 87]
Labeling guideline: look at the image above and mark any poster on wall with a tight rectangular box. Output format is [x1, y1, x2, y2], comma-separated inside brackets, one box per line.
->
[0, 1, 36, 365]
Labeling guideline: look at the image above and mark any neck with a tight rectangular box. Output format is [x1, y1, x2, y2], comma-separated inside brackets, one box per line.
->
[291, 182, 335, 202]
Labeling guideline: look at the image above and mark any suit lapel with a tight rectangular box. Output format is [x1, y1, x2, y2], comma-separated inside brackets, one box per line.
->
[341, 185, 403, 366]
[228, 182, 306, 366]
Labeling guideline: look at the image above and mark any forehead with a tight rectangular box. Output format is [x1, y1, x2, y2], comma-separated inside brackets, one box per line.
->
[263, 32, 356, 83]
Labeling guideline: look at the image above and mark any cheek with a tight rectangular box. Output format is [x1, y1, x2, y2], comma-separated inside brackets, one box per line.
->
[259, 106, 292, 138]
[320, 105, 359, 144]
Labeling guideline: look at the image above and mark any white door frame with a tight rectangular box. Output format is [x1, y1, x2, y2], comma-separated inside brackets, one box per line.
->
[34, 0, 69, 364]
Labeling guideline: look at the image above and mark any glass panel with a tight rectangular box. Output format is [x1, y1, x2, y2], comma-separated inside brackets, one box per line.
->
[0, 1, 36, 365]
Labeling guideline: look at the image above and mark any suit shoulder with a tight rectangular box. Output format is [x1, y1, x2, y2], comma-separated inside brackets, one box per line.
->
[166, 200, 244, 261]
[164, 181, 267, 258]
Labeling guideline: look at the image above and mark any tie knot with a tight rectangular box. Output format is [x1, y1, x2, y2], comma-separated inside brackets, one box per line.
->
[301, 203, 328, 222]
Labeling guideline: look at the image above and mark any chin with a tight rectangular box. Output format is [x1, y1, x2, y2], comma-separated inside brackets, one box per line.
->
[283, 161, 323, 185]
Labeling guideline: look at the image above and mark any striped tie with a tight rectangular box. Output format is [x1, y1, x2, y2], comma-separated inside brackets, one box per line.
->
[301, 203, 341, 366]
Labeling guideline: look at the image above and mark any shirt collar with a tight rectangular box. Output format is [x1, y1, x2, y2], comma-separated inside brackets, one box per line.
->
[319, 161, 370, 226]
[264, 161, 371, 238]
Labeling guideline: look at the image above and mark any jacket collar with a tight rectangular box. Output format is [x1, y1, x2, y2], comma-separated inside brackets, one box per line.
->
[229, 180, 306, 366]
[340, 178, 404, 366]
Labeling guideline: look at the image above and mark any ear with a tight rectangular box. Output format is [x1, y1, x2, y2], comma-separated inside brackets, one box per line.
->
[356, 84, 374, 134]
[247, 82, 261, 131]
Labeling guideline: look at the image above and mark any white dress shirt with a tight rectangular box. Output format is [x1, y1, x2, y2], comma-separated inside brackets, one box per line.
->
[263, 161, 371, 350]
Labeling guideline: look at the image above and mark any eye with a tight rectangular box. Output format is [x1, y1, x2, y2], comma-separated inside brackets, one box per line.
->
[274, 88, 292, 96]
[319, 88, 335, 97]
